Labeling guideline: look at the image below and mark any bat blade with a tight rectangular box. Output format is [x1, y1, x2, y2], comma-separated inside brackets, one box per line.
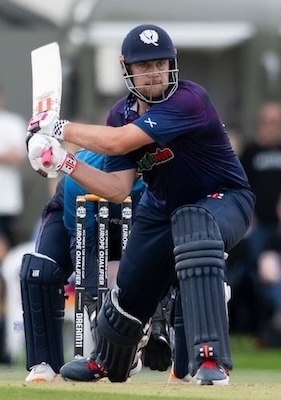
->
[31, 42, 62, 167]
[31, 42, 62, 117]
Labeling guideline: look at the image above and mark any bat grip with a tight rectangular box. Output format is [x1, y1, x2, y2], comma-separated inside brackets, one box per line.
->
[42, 148, 52, 167]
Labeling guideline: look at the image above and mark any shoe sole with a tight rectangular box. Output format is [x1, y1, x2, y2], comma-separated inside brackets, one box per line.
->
[25, 376, 57, 382]
[197, 376, 229, 386]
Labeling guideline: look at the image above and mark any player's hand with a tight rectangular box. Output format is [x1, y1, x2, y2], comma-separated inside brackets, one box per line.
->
[28, 134, 77, 177]
[27, 110, 69, 140]
[143, 319, 172, 371]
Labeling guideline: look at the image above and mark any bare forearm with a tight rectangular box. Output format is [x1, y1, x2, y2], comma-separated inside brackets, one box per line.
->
[64, 123, 126, 155]
[63, 121, 153, 155]
[71, 160, 133, 203]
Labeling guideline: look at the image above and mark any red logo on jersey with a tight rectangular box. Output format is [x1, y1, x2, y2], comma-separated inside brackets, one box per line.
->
[207, 192, 224, 199]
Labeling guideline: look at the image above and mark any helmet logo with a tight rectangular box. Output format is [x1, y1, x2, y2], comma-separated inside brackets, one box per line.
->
[139, 30, 159, 46]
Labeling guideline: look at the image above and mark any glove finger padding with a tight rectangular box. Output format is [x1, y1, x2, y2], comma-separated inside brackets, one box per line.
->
[28, 135, 60, 177]
[27, 110, 69, 140]
[28, 134, 74, 177]
[28, 110, 58, 136]
[143, 333, 172, 371]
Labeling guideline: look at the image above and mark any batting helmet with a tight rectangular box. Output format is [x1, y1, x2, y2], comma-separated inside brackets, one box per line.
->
[120, 24, 179, 103]
[122, 24, 176, 64]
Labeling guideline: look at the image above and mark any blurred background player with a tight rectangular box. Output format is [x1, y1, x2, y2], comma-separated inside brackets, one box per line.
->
[239, 102, 281, 335]
[0, 85, 26, 364]
[256, 193, 281, 346]
[240, 102, 281, 274]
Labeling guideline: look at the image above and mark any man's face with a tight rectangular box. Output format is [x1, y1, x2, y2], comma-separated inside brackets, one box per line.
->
[257, 103, 281, 146]
[129, 59, 170, 101]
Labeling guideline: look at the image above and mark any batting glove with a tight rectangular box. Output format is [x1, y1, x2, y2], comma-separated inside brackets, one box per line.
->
[27, 110, 69, 141]
[143, 319, 172, 371]
[28, 134, 77, 177]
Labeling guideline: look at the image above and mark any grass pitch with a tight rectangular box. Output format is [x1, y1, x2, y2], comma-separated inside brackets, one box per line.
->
[0, 369, 281, 400]
[0, 336, 280, 400]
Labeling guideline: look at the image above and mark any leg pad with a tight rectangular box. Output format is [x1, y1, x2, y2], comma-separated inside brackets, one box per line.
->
[171, 206, 232, 375]
[20, 253, 65, 372]
[95, 289, 144, 382]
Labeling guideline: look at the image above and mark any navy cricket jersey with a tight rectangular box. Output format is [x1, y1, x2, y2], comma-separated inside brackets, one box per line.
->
[105, 79, 250, 215]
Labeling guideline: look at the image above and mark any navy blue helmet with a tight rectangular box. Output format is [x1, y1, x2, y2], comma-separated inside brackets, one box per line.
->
[120, 24, 179, 103]
[122, 24, 176, 64]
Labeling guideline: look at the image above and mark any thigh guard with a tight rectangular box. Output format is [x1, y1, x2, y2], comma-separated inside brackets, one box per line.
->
[171, 205, 232, 376]
[95, 288, 144, 382]
[20, 252, 65, 372]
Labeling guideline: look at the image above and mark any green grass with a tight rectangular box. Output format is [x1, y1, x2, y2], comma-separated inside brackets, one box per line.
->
[0, 336, 281, 400]
[230, 335, 281, 369]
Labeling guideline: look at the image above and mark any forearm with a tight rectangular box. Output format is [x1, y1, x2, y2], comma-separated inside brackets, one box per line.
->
[63, 121, 153, 155]
[71, 160, 133, 203]
[63, 123, 126, 155]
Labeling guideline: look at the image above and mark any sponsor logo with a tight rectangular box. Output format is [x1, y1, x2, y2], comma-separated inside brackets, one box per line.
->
[99, 205, 109, 219]
[137, 147, 174, 171]
[76, 205, 86, 218]
[207, 192, 224, 199]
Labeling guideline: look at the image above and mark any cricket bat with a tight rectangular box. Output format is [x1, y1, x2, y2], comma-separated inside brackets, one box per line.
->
[31, 42, 62, 167]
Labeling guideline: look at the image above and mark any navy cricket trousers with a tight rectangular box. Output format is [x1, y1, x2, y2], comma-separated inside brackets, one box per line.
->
[117, 187, 255, 324]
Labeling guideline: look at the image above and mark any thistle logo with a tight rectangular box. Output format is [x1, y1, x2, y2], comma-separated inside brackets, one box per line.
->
[137, 147, 174, 171]
[139, 30, 159, 46]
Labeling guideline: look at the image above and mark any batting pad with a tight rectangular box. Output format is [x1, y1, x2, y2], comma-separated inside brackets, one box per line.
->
[171, 206, 232, 375]
[95, 288, 143, 382]
[20, 252, 65, 373]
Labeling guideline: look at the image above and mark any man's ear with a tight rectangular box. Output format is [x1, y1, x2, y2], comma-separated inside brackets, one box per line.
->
[119, 55, 126, 75]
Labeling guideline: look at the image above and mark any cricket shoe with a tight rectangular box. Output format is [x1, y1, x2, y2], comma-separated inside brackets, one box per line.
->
[195, 360, 229, 385]
[60, 356, 142, 382]
[60, 356, 107, 382]
[167, 365, 194, 384]
[129, 358, 142, 376]
[25, 362, 57, 382]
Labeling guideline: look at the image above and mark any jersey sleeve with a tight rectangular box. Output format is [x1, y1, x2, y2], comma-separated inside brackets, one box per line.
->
[133, 83, 208, 146]
[104, 154, 137, 173]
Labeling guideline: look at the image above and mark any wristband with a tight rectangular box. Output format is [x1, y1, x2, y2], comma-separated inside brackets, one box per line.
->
[59, 153, 77, 175]
[53, 119, 69, 140]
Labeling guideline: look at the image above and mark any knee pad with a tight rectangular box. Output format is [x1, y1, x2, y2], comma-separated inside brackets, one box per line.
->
[95, 288, 144, 382]
[171, 205, 232, 375]
[20, 252, 65, 373]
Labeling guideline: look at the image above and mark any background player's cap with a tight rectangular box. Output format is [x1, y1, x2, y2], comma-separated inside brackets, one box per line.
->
[122, 24, 176, 64]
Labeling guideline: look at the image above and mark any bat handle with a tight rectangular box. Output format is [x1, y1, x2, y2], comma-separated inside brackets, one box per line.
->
[42, 148, 52, 167]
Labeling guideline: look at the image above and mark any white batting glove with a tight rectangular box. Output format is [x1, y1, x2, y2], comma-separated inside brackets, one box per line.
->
[27, 110, 69, 141]
[28, 134, 77, 177]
